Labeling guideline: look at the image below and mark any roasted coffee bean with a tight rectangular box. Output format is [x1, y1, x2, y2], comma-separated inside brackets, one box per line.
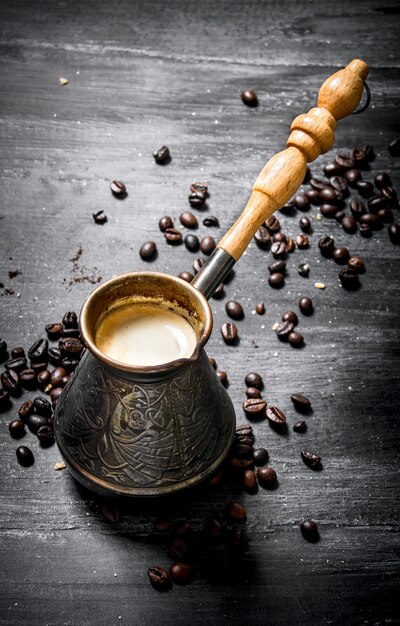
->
[0, 389, 11, 411]
[291, 393, 311, 411]
[18, 400, 34, 420]
[110, 180, 126, 195]
[37, 370, 51, 390]
[48, 347, 62, 366]
[330, 175, 348, 193]
[5, 356, 27, 372]
[339, 268, 360, 290]
[243, 469, 257, 494]
[20, 369, 36, 388]
[269, 272, 285, 288]
[212, 282, 225, 298]
[193, 258, 205, 274]
[296, 234, 309, 249]
[153, 145, 170, 163]
[234, 433, 255, 448]
[50, 387, 63, 405]
[266, 406, 286, 427]
[27, 414, 48, 434]
[319, 186, 338, 204]
[265, 215, 281, 233]
[286, 236, 295, 253]
[191, 181, 208, 196]
[257, 467, 277, 489]
[235, 423, 253, 437]
[368, 195, 388, 213]
[360, 213, 382, 230]
[310, 177, 329, 191]
[147, 566, 172, 591]
[243, 398, 267, 418]
[318, 235, 334, 258]
[164, 228, 183, 244]
[16, 446, 34, 467]
[301, 449, 322, 469]
[356, 180, 374, 198]
[282, 310, 298, 325]
[320, 203, 339, 218]
[184, 234, 200, 252]
[374, 172, 392, 189]
[169, 539, 189, 562]
[61, 357, 80, 371]
[159, 215, 174, 232]
[347, 256, 366, 274]
[304, 188, 321, 204]
[208, 357, 217, 369]
[345, 168, 362, 187]
[272, 232, 287, 244]
[323, 162, 343, 176]
[221, 322, 238, 344]
[288, 331, 304, 347]
[11, 347, 25, 359]
[61, 375, 70, 387]
[34, 396, 52, 417]
[1, 370, 20, 395]
[45, 323, 63, 339]
[352, 145, 374, 165]
[59, 337, 84, 356]
[226, 501, 247, 522]
[37, 424, 55, 446]
[169, 562, 193, 585]
[180, 211, 198, 228]
[200, 235, 216, 256]
[388, 224, 400, 244]
[378, 208, 394, 224]
[253, 448, 269, 466]
[300, 519, 319, 542]
[293, 420, 307, 433]
[334, 210, 345, 223]
[203, 215, 219, 227]
[332, 247, 350, 264]
[60, 328, 80, 339]
[254, 227, 270, 248]
[294, 193, 310, 210]
[255, 302, 265, 315]
[380, 185, 397, 204]
[299, 216, 311, 233]
[341, 215, 357, 234]
[9, 419, 26, 439]
[153, 518, 173, 533]
[139, 241, 157, 260]
[268, 260, 286, 274]
[246, 386, 261, 399]
[298, 262, 310, 277]
[350, 197, 366, 220]
[388, 139, 400, 157]
[275, 321, 294, 340]
[216, 370, 228, 387]
[334, 153, 354, 170]
[245, 372, 263, 389]
[232, 443, 253, 460]
[271, 242, 286, 258]
[225, 300, 244, 320]
[240, 88, 258, 106]
[188, 191, 206, 208]
[92, 210, 108, 225]
[28, 338, 49, 362]
[299, 296, 313, 315]
[178, 271, 194, 282]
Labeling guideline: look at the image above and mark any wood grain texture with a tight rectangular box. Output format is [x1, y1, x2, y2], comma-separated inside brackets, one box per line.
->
[0, 1, 399, 625]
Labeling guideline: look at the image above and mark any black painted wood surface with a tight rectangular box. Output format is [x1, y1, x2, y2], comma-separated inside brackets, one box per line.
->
[0, 1, 399, 624]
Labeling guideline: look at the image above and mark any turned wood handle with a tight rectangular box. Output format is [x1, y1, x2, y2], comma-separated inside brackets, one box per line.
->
[217, 59, 369, 261]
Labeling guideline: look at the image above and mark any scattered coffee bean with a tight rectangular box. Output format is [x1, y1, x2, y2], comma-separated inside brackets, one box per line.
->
[318, 235, 335, 258]
[294, 193, 310, 210]
[9, 419, 25, 439]
[45, 323, 63, 339]
[139, 241, 157, 260]
[282, 310, 298, 325]
[190, 181, 208, 196]
[203, 215, 219, 227]
[240, 89, 258, 106]
[216, 370, 228, 387]
[184, 234, 200, 252]
[374, 172, 392, 189]
[335, 153, 354, 170]
[253, 448, 269, 466]
[378, 208, 394, 224]
[50, 387, 63, 405]
[245, 386, 261, 399]
[178, 271, 194, 282]
[200, 235, 216, 256]
[345, 168, 362, 186]
[226, 501, 247, 522]
[310, 177, 329, 191]
[288, 331, 304, 347]
[62, 311, 78, 329]
[266, 406, 286, 427]
[242, 398, 267, 418]
[164, 228, 183, 244]
[212, 282, 224, 298]
[265, 215, 281, 233]
[347, 256, 365, 274]
[193, 258, 205, 274]
[388, 224, 400, 244]
[275, 321, 294, 340]
[257, 467, 277, 489]
[304, 188, 320, 204]
[301, 449, 321, 469]
[1, 370, 20, 396]
[333, 247, 350, 264]
[330, 175, 348, 194]
[208, 357, 217, 369]
[349, 197, 366, 220]
[11, 347, 25, 359]
[296, 234, 309, 249]
[255, 302, 265, 315]
[299, 296, 313, 315]
[180, 211, 198, 228]
[37, 370, 51, 390]
[49, 367, 67, 388]
[188, 191, 206, 208]
[324, 162, 343, 177]
[59, 337, 84, 356]
[159, 215, 174, 232]
[286, 237, 295, 253]
[356, 180, 374, 198]
[5, 356, 27, 372]
[299, 216, 311, 233]
[271, 241, 287, 258]
[16, 445, 34, 467]
[254, 227, 270, 248]
[388, 139, 400, 157]
[360, 213, 382, 230]
[221, 322, 238, 344]
[339, 268, 360, 290]
[368, 195, 388, 213]
[293, 420, 307, 433]
[272, 232, 286, 244]
[320, 203, 339, 218]
[48, 348, 62, 366]
[27, 414, 48, 434]
[18, 400, 34, 420]
[335, 210, 345, 223]
[243, 469, 257, 494]
[110, 180, 126, 196]
[61, 357, 80, 371]
[169, 562, 193, 585]
[245, 372, 263, 389]
[20, 369, 36, 388]
[269, 272, 285, 288]
[291, 393, 311, 411]
[153, 146, 170, 163]
[34, 396, 52, 417]
[93, 210, 108, 225]
[0, 389, 11, 411]
[268, 260, 286, 274]
[225, 300, 244, 320]
[300, 519, 319, 542]
[319, 187, 338, 204]
[37, 424, 55, 446]
[148, 566, 172, 591]
[298, 262, 310, 277]
[169, 538, 190, 562]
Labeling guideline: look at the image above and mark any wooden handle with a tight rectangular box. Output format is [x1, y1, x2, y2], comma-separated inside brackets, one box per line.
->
[218, 59, 369, 261]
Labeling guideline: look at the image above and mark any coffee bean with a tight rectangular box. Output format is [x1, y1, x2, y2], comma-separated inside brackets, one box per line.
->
[48, 347, 62, 366]
[256, 467, 277, 489]
[323, 162, 343, 176]
[16, 446, 34, 467]
[169, 562, 193, 585]
[356, 180, 374, 198]
[375, 172, 392, 189]
[320, 203, 339, 219]
[368, 195, 388, 213]
[169, 539, 189, 562]
[266, 406, 286, 427]
[291, 393, 311, 411]
[378, 208, 394, 224]
[45, 323, 64, 339]
[288, 331, 304, 347]
[388, 139, 400, 157]
[253, 448, 269, 466]
[304, 188, 321, 204]
[242, 398, 267, 418]
[180, 211, 198, 228]
[296, 234, 309, 249]
[301, 449, 322, 469]
[350, 197, 366, 220]
[265, 215, 281, 233]
[193, 258, 205, 274]
[243, 469, 257, 494]
[153, 517, 173, 533]
[139, 241, 157, 260]
[318, 235, 334, 258]
[11, 347, 25, 359]
[164, 228, 183, 244]
[20, 368, 36, 388]
[234, 433, 254, 448]
[319, 187, 338, 204]
[225, 501, 247, 522]
[330, 175, 348, 193]
[245, 372, 263, 389]
[271, 242, 287, 258]
[221, 322, 238, 344]
[339, 268, 360, 290]
[188, 191, 206, 208]
[334, 153, 354, 170]
[254, 226, 270, 248]
[241, 89, 258, 106]
[1, 370, 20, 396]
[147, 566, 172, 591]
[216, 370, 228, 387]
[110, 180, 126, 196]
[5, 356, 27, 372]
[255, 302, 265, 315]
[272, 232, 287, 244]
[225, 300, 244, 320]
[360, 213, 382, 230]
[17, 400, 33, 421]
[61, 357, 80, 371]
[332, 247, 350, 264]
[345, 168, 362, 187]
[245, 386, 261, 399]
[341, 216, 357, 234]
[203, 215, 219, 227]
[178, 271, 194, 282]
[208, 357, 217, 369]
[334, 210, 346, 223]
[300, 519, 319, 542]
[34, 396, 52, 417]
[59, 337, 84, 356]
[299, 216, 311, 233]
[0, 389, 11, 411]
[299, 296, 313, 315]
[353, 144, 374, 166]
[269, 272, 285, 288]
[232, 443, 253, 460]
[212, 282, 225, 298]
[282, 310, 298, 325]
[286, 237, 295, 253]
[153, 146, 170, 163]
[388, 224, 400, 244]
[298, 262, 310, 277]
[60, 328, 80, 339]
[310, 177, 329, 191]
[190, 181, 208, 196]
[347, 256, 365, 274]
[9, 419, 25, 439]
[183, 234, 199, 253]
[159, 215, 174, 232]
[200, 235, 216, 256]
[92, 210, 108, 225]
[50, 387, 63, 405]
[275, 321, 294, 340]
[28, 338, 49, 363]
[235, 423, 253, 437]
[37, 424, 55, 446]
[294, 193, 310, 210]
[27, 414, 48, 434]
[268, 260, 286, 274]
[293, 420, 307, 433]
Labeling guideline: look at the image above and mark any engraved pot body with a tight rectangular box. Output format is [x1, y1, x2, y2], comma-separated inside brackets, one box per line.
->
[54, 272, 236, 497]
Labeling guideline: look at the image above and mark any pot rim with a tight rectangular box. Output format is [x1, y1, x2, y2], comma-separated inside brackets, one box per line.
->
[79, 271, 213, 374]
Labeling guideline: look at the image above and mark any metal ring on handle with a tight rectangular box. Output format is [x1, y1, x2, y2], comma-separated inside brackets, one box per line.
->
[352, 80, 371, 115]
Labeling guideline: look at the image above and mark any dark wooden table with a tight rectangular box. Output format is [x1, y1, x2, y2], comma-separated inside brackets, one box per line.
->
[1, 1, 399, 624]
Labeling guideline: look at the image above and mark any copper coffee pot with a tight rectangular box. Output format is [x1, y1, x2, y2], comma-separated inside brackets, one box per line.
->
[54, 60, 369, 497]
